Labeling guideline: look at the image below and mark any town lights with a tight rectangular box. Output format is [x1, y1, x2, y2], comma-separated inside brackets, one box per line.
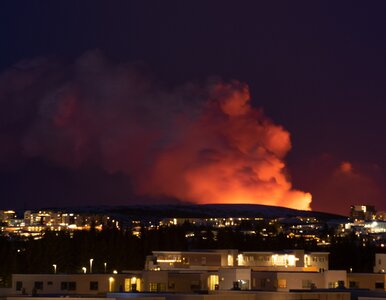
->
[52, 264, 57, 274]
[89, 258, 94, 273]
[82, 267, 87, 274]
[104, 262, 107, 273]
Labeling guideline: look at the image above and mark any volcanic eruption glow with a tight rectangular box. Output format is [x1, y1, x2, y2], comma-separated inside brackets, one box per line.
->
[0, 51, 312, 210]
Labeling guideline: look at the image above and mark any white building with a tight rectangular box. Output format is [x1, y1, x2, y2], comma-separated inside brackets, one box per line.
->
[11, 273, 140, 296]
[146, 249, 329, 272]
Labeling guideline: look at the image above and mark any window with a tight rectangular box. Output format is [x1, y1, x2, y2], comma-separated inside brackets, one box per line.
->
[90, 281, 98, 291]
[261, 279, 267, 288]
[68, 282, 76, 291]
[278, 279, 287, 289]
[149, 283, 157, 292]
[375, 282, 384, 289]
[168, 282, 175, 289]
[328, 282, 336, 288]
[349, 281, 359, 288]
[149, 282, 166, 292]
[47, 281, 53, 286]
[34, 281, 43, 290]
[190, 280, 200, 290]
[208, 275, 219, 291]
[302, 280, 312, 288]
[61, 282, 68, 290]
[61, 281, 76, 291]
[16, 281, 23, 291]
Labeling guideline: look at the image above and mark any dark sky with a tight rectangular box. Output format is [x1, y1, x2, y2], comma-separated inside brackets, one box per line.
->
[1, 1, 386, 215]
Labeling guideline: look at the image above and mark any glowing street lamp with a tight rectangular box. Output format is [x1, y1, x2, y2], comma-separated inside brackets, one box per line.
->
[89, 258, 94, 273]
[82, 267, 87, 274]
[52, 264, 57, 274]
[104, 262, 107, 273]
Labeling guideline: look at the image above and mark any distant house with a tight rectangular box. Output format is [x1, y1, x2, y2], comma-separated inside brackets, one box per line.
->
[374, 253, 386, 273]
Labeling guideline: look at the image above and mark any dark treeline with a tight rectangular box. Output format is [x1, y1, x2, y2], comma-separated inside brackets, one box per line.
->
[0, 223, 382, 286]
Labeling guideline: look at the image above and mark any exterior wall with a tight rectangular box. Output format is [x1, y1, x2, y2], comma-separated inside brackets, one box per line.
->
[240, 250, 328, 272]
[251, 270, 346, 292]
[167, 272, 206, 292]
[276, 270, 346, 291]
[374, 253, 386, 273]
[149, 250, 330, 272]
[276, 272, 322, 291]
[141, 271, 168, 292]
[141, 270, 209, 293]
[308, 252, 329, 271]
[218, 268, 251, 290]
[323, 270, 347, 289]
[147, 251, 234, 271]
[251, 272, 277, 291]
[109, 290, 350, 300]
[348, 273, 386, 290]
[11, 274, 130, 295]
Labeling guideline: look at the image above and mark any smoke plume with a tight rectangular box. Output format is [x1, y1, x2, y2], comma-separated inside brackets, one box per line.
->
[0, 51, 311, 210]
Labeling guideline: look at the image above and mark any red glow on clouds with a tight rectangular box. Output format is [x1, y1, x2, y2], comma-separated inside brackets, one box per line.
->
[140, 81, 311, 209]
[1, 51, 312, 210]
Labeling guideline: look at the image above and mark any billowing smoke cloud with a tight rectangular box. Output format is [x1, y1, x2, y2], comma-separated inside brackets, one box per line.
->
[0, 51, 311, 210]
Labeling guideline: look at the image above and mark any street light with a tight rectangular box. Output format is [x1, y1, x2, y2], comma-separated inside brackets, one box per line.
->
[52, 264, 57, 274]
[104, 262, 107, 273]
[82, 267, 87, 274]
[89, 258, 94, 273]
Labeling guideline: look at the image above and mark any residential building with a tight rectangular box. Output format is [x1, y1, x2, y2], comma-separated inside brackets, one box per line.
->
[374, 253, 386, 273]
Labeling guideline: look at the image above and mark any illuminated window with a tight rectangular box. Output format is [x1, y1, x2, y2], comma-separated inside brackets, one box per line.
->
[227, 255, 234, 266]
[208, 275, 219, 290]
[278, 279, 286, 288]
[328, 281, 339, 288]
[149, 283, 166, 292]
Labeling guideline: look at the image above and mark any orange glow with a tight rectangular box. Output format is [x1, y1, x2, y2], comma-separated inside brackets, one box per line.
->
[339, 161, 353, 174]
[139, 81, 312, 210]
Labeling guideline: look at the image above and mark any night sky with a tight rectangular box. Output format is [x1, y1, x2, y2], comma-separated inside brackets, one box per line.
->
[1, 1, 386, 215]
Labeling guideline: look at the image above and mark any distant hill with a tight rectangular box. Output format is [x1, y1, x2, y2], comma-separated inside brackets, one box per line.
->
[47, 203, 347, 222]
